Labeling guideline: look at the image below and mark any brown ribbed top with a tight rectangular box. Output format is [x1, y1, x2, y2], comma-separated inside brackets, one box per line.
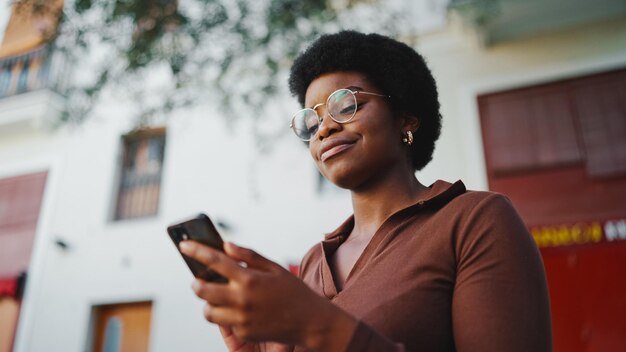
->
[296, 180, 552, 352]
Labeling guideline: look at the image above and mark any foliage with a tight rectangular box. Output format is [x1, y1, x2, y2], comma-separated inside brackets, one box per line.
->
[14, 0, 406, 140]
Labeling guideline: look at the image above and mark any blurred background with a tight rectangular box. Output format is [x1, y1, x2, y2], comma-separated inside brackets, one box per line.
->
[0, 0, 625, 351]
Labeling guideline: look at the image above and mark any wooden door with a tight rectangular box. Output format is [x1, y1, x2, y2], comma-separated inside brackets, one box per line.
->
[92, 301, 152, 352]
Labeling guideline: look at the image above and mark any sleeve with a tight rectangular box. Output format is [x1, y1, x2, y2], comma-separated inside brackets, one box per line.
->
[452, 193, 552, 352]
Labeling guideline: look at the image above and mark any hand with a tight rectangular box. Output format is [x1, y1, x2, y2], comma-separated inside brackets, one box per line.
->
[179, 241, 357, 350]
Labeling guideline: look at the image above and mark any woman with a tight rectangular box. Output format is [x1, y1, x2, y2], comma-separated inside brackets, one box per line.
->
[180, 31, 552, 351]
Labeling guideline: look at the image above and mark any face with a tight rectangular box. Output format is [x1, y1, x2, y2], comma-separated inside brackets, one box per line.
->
[305, 71, 409, 190]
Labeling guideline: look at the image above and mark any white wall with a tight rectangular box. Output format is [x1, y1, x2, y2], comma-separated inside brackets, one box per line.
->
[0, 1, 10, 36]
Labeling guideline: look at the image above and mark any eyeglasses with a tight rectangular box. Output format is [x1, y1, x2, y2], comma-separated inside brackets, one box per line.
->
[290, 88, 390, 141]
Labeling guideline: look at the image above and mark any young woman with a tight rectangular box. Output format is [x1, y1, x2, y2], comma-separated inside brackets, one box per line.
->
[180, 31, 552, 351]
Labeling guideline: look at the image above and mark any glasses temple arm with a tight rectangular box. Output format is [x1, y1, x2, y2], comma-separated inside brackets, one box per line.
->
[355, 91, 391, 98]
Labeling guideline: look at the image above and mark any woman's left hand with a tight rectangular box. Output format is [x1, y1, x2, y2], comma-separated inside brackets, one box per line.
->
[179, 241, 357, 349]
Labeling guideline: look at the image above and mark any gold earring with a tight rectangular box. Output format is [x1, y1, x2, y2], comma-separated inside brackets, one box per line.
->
[402, 131, 413, 146]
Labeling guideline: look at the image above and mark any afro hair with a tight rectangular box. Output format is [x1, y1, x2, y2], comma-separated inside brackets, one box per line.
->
[288, 31, 442, 171]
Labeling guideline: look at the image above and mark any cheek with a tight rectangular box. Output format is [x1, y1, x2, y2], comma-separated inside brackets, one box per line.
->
[308, 142, 318, 161]
[360, 112, 399, 146]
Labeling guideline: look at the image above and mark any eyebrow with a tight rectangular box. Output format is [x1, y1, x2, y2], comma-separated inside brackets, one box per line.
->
[345, 85, 364, 91]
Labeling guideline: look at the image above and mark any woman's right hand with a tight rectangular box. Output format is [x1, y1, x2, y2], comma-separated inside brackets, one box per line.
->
[219, 325, 291, 352]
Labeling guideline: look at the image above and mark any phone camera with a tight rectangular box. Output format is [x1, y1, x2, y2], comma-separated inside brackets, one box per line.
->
[173, 228, 189, 242]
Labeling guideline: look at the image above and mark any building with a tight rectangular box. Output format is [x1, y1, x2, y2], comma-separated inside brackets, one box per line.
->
[0, 0, 624, 351]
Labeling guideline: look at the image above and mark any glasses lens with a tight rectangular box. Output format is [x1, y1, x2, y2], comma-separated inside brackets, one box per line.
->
[291, 109, 319, 141]
[328, 89, 357, 123]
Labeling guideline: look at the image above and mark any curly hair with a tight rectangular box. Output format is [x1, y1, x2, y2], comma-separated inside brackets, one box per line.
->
[288, 31, 442, 171]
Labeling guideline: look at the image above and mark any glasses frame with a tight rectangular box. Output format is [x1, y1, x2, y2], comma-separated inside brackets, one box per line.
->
[290, 89, 390, 141]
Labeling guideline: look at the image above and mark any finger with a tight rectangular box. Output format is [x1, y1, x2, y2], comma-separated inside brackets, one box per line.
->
[180, 241, 244, 280]
[191, 279, 236, 306]
[219, 325, 248, 351]
[225, 242, 280, 272]
[203, 304, 243, 326]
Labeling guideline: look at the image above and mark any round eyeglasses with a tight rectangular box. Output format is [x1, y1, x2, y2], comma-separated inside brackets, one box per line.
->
[290, 88, 390, 141]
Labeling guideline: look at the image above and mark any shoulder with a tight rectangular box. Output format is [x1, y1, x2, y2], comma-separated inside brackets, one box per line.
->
[454, 188, 512, 209]
[445, 189, 523, 229]
[458, 190, 525, 231]
[422, 180, 516, 220]
[449, 190, 540, 272]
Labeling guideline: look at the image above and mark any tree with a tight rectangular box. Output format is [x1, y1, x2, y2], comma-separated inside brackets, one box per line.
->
[15, 0, 408, 142]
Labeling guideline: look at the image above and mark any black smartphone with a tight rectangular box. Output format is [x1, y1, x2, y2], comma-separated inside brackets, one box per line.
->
[167, 213, 228, 283]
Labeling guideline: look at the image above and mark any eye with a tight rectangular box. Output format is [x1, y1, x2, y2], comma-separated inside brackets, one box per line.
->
[339, 104, 357, 115]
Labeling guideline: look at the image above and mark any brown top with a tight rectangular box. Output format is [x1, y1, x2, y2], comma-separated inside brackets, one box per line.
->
[296, 180, 552, 352]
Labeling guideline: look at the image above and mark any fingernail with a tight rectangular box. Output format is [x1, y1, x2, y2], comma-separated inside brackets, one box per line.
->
[179, 241, 193, 252]
[191, 279, 201, 291]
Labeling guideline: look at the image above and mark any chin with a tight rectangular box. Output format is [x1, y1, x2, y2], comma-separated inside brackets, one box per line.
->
[321, 164, 367, 190]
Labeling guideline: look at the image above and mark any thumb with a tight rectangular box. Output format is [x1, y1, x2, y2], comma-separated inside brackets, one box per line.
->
[224, 242, 278, 271]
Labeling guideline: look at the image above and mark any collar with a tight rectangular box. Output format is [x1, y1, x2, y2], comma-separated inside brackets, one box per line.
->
[323, 180, 466, 241]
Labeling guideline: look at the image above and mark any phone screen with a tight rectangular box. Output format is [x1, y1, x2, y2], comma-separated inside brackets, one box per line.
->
[167, 214, 228, 283]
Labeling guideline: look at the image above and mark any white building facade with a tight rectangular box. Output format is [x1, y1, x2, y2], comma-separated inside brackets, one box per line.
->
[0, 0, 625, 351]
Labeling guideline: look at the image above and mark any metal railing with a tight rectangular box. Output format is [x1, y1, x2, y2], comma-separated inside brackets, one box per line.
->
[114, 133, 166, 220]
[0, 44, 63, 100]
[115, 172, 162, 220]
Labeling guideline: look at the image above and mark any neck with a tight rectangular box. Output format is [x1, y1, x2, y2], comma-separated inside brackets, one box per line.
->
[350, 164, 427, 239]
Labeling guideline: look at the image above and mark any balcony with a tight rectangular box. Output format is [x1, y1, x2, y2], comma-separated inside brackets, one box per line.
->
[0, 44, 65, 133]
[449, 0, 626, 46]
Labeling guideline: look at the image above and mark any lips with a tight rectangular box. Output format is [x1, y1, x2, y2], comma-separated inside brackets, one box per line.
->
[319, 137, 357, 161]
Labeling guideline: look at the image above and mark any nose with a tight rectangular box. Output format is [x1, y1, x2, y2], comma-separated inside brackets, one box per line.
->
[316, 108, 341, 140]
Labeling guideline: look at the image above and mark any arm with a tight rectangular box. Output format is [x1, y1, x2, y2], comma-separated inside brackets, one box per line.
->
[452, 194, 552, 352]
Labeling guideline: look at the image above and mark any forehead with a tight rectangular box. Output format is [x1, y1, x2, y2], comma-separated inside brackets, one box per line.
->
[304, 71, 376, 107]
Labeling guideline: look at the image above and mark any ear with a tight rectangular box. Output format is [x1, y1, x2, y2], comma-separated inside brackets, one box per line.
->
[401, 114, 420, 133]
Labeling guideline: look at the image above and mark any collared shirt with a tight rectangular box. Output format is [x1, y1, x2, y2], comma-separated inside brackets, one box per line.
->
[296, 180, 552, 352]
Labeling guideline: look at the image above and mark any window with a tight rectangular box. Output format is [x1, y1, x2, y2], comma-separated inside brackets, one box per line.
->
[480, 68, 626, 179]
[16, 61, 28, 94]
[478, 68, 626, 226]
[0, 172, 47, 277]
[114, 128, 166, 220]
[0, 63, 12, 98]
[480, 86, 583, 175]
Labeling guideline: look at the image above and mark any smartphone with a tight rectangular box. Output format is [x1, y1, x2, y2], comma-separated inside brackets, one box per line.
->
[167, 213, 228, 283]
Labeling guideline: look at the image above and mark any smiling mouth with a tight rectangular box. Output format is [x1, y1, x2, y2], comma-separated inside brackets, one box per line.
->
[321, 142, 356, 161]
